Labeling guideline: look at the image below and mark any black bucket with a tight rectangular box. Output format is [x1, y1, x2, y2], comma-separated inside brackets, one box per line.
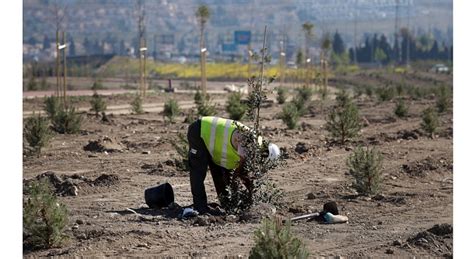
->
[323, 201, 339, 215]
[144, 183, 174, 208]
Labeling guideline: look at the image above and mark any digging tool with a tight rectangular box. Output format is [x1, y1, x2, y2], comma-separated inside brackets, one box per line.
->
[289, 212, 320, 222]
[289, 212, 348, 224]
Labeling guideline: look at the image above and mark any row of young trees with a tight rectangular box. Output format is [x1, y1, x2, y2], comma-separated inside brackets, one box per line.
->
[295, 29, 452, 68]
[345, 30, 453, 64]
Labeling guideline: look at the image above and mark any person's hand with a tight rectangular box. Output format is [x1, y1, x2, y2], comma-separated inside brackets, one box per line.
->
[237, 170, 253, 193]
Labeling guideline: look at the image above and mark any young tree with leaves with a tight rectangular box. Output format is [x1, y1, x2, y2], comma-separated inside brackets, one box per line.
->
[185, 28, 284, 215]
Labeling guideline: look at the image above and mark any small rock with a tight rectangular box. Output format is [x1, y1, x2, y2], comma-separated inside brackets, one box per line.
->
[417, 237, 428, 244]
[164, 160, 175, 166]
[378, 221, 383, 225]
[72, 224, 79, 230]
[289, 207, 305, 214]
[88, 154, 98, 158]
[345, 146, 353, 151]
[373, 194, 385, 201]
[76, 233, 87, 240]
[362, 116, 370, 126]
[385, 248, 394, 254]
[137, 243, 149, 248]
[393, 239, 402, 246]
[76, 219, 85, 225]
[108, 212, 120, 218]
[225, 215, 238, 223]
[195, 216, 210, 226]
[142, 151, 151, 155]
[372, 226, 378, 230]
[307, 192, 316, 200]
[295, 142, 309, 154]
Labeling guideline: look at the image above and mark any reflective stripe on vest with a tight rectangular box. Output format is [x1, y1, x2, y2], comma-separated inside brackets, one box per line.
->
[200, 116, 241, 170]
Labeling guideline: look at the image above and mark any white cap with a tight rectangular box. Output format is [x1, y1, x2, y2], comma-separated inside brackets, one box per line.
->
[267, 143, 280, 161]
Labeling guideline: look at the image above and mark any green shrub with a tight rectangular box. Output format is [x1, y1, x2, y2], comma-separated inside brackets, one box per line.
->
[335, 89, 351, 107]
[295, 86, 312, 103]
[39, 77, 49, 90]
[376, 86, 395, 102]
[130, 94, 144, 114]
[353, 86, 364, 99]
[318, 87, 328, 101]
[184, 110, 198, 124]
[436, 85, 451, 113]
[347, 146, 383, 196]
[276, 87, 288, 104]
[194, 90, 209, 105]
[27, 76, 38, 91]
[197, 101, 217, 116]
[51, 106, 82, 134]
[249, 217, 309, 259]
[291, 87, 313, 116]
[325, 102, 361, 144]
[163, 99, 180, 123]
[395, 83, 404, 96]
[226, 92, 247, 120]
[44, 96, 61, 119]
[412, 87, 425, 100]
[421, 107, 439, 136]
[171, 133, 189, 171]
[394, 99, 409, 118]
[23, 179, 68, 249]
[91, 80, 104, 91]
[365, 85, 374, 98]
[194, 90, 216, 116]
[24, 113, 52, 155]
[279, 102, 300, 129]
[90, 92, 107, 116]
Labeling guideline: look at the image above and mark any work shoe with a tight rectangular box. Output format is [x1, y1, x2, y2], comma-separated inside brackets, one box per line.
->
[197, 206, 226, 216]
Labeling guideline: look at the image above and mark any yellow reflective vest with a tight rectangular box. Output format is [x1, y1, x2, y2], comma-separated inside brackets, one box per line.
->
[200, 116, 243, 170]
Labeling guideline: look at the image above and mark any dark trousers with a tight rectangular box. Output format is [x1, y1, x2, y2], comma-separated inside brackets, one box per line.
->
[187, 119, 230, 211]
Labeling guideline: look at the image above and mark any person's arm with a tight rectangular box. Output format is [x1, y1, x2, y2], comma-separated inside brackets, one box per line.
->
[235, 159, 253, 192]
[235, 145, 253, 192]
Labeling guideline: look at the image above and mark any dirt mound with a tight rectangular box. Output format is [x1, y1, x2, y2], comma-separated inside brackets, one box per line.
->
[396, 129, 421, 140]
[407, 223, 452, 257]
[24, 172, 122, 196]
[366, 129, 421, 145]
[427, 223, 453, 236]
[25, 171, 78, 196]
[140, 162, 187, 177]
[92, 174, 120, 186]
[240, 203, 277, 223]
[295, 142, 310, 154]
[83, 136, 124, 153]
[401, 156, 452, 177]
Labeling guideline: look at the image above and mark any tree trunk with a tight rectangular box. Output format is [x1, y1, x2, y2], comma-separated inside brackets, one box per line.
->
[199, 25, 207, 96]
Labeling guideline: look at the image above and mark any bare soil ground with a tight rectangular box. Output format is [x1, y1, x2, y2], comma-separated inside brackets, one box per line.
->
[23, 71, 453, 258]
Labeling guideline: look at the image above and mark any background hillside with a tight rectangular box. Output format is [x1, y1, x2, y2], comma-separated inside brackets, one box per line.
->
[23, 0, 453, 62]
